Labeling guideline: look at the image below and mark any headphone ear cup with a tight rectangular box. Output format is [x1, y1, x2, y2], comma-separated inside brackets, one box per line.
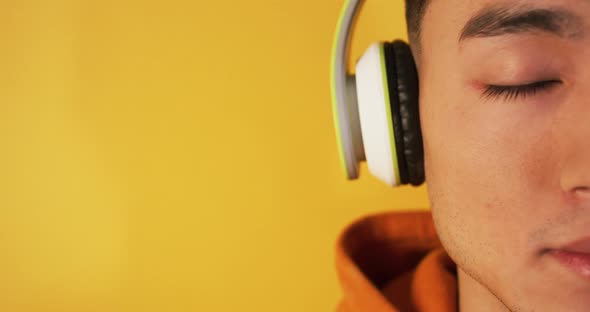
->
[355, 43, 403, 186]
[383, 43, 410, 186]
[385, 40, 424, 186]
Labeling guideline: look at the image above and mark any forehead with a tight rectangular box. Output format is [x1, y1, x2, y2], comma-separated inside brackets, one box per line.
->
[414, 0, 590, 71]
[421, 0, 590, 42]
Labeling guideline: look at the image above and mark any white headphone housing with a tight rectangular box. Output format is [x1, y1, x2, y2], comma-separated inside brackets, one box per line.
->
[355, 42, 401, 186]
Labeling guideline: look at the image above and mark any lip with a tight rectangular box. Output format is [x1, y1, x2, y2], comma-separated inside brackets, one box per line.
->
[549, 237, 590, 280]
[559, 236, 590, 254]
[549, 250, 590, 279]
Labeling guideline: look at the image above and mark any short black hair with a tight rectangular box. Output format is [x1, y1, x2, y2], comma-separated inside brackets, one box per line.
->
[405, 0, 430, 52]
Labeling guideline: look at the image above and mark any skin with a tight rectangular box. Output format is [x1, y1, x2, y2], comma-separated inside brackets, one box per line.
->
[417, 0, 590, 311]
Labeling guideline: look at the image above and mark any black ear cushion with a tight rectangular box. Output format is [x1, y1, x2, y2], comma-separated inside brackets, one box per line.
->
[389, 40, 425, 186]
[383, 43, 409, 185]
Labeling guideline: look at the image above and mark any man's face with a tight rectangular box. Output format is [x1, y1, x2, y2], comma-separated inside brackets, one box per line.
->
[420, 0, 590, 310]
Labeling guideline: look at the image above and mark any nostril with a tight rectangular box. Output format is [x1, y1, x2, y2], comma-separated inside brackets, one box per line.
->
[573, 186, 590, 197]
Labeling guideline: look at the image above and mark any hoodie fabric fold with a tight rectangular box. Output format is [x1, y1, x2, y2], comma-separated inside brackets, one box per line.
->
[335, 211, 458, 312]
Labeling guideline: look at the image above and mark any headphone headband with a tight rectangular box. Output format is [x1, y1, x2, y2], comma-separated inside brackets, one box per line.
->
[330, 0, 367, 180]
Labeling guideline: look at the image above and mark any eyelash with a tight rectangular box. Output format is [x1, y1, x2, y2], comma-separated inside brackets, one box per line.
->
[482, 80, 562, 101]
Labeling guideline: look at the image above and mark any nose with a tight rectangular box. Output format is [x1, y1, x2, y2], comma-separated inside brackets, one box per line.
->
[559, 97, 590, 200]
[561, 161, 590, 199]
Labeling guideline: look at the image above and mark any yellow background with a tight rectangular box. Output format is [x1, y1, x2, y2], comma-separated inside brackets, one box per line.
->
[0, 0, 429, 311]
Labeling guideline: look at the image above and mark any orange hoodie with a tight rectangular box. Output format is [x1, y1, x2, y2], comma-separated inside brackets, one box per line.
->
[335, 211, 458, 312]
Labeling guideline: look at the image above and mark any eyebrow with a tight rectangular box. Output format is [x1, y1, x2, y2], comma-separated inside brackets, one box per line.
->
[459, 5, 585, 42]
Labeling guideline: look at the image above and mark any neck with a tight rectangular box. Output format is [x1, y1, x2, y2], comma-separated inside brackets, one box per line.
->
[458, 268, 511, 312]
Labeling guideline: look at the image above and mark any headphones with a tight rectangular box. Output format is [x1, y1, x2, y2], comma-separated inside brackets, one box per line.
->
[331, 0, 425, 187]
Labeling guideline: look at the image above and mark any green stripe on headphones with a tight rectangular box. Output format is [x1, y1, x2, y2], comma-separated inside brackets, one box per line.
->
[330, 0, 424, 187]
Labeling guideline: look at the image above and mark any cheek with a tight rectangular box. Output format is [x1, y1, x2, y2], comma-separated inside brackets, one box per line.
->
[423, 69, 559, 200]
[454, 96, 559, 210]
[421, 77, 560, 261]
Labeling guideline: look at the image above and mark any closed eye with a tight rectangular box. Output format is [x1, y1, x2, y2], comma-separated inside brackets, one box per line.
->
[482, 80, 562, 101]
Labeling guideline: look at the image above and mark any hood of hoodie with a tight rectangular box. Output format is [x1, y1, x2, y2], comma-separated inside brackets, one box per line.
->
[335, 211, 458, 312]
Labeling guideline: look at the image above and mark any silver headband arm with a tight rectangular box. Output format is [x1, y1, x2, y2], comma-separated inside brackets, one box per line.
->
[330, 0, 366, 180]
